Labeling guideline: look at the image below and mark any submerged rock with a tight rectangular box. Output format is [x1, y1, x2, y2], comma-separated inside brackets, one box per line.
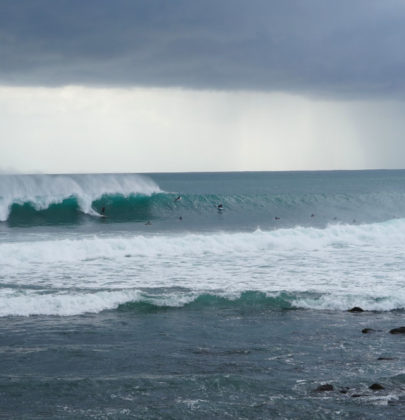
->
[389, 326, 405, 334]
[369, 383, 385, 391]
[348, 307, 364, 312]
[314, 384, 334, 392]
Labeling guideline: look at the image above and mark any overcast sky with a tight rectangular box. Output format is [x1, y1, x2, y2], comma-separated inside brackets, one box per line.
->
[1, 0, 405, 173]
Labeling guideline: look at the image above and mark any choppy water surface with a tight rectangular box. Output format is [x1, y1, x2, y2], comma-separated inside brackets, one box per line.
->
[1, 171, 405, 418]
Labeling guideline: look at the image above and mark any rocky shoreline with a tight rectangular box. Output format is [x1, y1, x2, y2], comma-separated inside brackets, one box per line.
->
[312, 307, 404, 400]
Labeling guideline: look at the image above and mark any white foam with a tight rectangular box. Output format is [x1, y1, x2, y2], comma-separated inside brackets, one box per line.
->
[0, 173, 162, 220]
[2, 218, 405, 265]
[0, 288, 202, 317]
[0, 289, 141, 316]
[2, 287, 405, 317]
[2, 220, 405, 315]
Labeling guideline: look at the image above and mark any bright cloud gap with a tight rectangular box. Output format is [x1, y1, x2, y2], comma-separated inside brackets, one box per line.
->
[2, 85, 405, 173]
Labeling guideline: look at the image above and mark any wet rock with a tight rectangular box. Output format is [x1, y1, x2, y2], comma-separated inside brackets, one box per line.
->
[389, 326, 405, 334]
[362, 328, 375, 334]
[314, 384, 334, 392]
[369, 383, 385, 391]
[348, 307, 364, 312]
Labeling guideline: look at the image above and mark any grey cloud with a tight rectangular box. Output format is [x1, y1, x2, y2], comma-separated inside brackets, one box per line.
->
[1, 0, 405, 97]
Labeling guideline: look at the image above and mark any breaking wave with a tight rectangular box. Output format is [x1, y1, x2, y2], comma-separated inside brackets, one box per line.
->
[2, 218, 405, 265]
[2, 219, 405, 316]
[0, 173, 162, 223]
[1, 289, 405, 317]
[2, 173, 405, 226]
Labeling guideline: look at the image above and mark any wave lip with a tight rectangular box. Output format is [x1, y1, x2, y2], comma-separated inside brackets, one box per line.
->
[0, 173, 162, 221]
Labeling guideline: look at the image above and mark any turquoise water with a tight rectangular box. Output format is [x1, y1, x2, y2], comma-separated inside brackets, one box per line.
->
[1, 171, 405, 418]
[3, 171, 405, 229]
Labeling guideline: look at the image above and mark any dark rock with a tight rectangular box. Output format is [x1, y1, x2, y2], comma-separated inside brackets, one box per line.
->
[351, 394, 365, 398]
[377, 357, 394, 361]
[362, 328, 375, 333]
[348, 307, 364, 312]
[314, 384, 334, 392]
[369, 383, 385, 391]
[389, 326, 405, 334]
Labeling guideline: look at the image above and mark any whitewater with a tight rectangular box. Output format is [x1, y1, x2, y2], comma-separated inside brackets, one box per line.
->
[1, 171, 405, 419]
[1, 220, 405, 316]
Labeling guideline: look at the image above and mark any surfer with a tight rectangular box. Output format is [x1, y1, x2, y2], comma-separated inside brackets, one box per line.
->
[179, 216, 183, 221]
[217, 203, 223, 211]
[174, 195, 182, 202]
[275, 216, 280, 220]
[145, 220, 152, 226]
[100, 207, 106, 218]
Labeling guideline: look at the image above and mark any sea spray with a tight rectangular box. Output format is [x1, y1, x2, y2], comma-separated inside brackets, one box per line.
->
[0, 173, 162, 221]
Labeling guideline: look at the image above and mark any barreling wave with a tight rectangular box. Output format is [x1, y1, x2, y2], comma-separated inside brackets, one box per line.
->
[0, 173, 162, 224]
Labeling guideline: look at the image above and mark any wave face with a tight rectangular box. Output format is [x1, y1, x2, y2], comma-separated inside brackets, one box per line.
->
[2, 218, 405, 316]
[2, 171, 405, 227]
[0, 173, 161, 223]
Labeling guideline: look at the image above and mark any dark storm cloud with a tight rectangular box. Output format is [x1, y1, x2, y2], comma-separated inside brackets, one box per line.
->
[1, 0, 405, 97]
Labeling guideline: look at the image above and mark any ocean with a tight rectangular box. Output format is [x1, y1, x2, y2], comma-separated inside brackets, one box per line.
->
[1, 170, 404, 419]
